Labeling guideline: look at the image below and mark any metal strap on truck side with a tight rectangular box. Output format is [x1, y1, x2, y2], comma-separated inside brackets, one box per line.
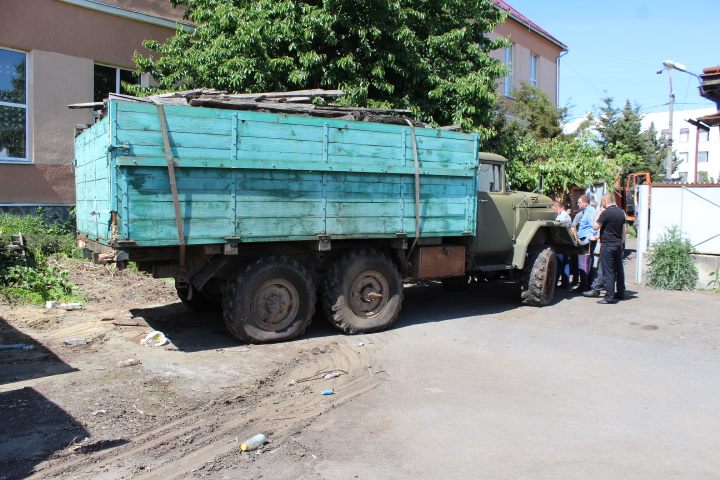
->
[405, 119, 421, 260]
[156, 104, 187, 269]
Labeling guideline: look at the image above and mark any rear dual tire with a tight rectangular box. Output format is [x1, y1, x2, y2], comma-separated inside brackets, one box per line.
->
[222, 257, 315, 343]
[322, 250, 403, 334]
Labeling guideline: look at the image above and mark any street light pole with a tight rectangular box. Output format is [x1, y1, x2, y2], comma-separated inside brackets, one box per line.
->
[658, 60, 702, 181]
[666, 69, 674, 180]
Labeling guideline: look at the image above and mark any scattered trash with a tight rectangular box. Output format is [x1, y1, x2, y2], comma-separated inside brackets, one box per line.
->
[165, 341, 179, 351]
[91, 409, 107, 416]
[240, 433, 267, 452]
[321, 389, 335, 396]
[112, 318, 148, 327]
[58, 302, 83, 311]
[132, 404, 145, 415]
[0, 343, 35, 351]
[353, 341, 365, 347]
[140, 330, 169, 347]
[117, 358, 141, 367]
[63, 338, 87, 346]
[289, 369, 348, 386]
[45, 300, 58, 309]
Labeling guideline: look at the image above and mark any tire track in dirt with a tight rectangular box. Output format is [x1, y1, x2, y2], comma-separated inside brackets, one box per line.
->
[31, 338, 383, 479]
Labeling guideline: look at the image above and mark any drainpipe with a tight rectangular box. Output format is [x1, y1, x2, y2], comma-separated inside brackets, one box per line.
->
[557, 50, 568, 107]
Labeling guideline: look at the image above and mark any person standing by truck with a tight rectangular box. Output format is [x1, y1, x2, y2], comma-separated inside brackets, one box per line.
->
[553, 201, 572, 288]
[592, 193, 626, 304]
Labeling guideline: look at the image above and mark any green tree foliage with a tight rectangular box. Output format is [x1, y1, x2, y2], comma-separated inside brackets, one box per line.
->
[592, 97, 669, 180]
[507, 133, 615, 198]
[129, 0, 508, 132]
[646, 226, 698, 290]
[485, 84, 612, 197]
[504, 84, 566, 139]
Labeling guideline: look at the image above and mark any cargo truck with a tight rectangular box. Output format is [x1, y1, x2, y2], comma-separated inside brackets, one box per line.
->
[74, 98, 579, 343]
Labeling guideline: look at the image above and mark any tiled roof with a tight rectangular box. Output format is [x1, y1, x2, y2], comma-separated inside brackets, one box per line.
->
[491, 0, 567, 50]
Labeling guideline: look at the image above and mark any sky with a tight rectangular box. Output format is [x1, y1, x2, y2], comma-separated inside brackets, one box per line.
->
[504, 0, 717, 123]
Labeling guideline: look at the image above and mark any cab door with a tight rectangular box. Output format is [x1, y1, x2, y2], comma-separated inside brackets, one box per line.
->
[471, 162, 515, 264]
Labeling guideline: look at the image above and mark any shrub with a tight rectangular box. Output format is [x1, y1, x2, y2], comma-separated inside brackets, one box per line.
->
[0, 211, 82, 305]
[646, 226, 698, 290]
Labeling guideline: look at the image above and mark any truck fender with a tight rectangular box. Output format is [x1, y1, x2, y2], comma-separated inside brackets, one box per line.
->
[512, 220, 578, 270]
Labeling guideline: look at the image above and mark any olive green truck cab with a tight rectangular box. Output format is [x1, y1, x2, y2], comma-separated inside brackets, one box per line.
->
[75, 100, 579, 343]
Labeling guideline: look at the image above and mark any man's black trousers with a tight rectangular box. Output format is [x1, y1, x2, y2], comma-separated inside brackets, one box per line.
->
[600, 244, 625, 300]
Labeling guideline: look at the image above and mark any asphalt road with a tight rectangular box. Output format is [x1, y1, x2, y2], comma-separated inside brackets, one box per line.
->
[258, 281, 720, 479]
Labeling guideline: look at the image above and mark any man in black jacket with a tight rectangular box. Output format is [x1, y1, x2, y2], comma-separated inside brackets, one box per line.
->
[591, 193, 626, 304]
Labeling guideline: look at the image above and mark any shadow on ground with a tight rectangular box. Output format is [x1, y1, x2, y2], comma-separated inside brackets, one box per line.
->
[129, 280, 543, 349]
[0, 387, 126, 480]
[0, 316, 77, 385]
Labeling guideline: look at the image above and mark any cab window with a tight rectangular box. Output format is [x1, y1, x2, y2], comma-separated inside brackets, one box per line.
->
[478, 163, 503, 192]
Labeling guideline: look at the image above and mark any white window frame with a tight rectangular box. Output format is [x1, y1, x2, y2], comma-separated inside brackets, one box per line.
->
[503, 45, 513, 97]
[529, 53, 538, 87]
[0, 46, 29, 164]
[699, 128, 709, 142]
[698, 151, 708, 163]
[677, 152, 688, 165]
[679, 128, 689, 143]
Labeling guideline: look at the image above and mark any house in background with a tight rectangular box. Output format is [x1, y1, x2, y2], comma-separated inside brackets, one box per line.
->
[490, 0, 567, 106]
[0, 0, 188, 219]
[0, 0, 564, 218]
[642, 108, 720, 183]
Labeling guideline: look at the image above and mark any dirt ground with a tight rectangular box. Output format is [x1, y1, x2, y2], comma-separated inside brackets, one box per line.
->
[0, 260, 379, 479]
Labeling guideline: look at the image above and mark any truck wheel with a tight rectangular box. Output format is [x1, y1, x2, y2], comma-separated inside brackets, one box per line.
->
[175, 281, 222, 312]
[520, 246, 557, 306]
[222, 257, 315, 343]
[322, 250, 403, 334]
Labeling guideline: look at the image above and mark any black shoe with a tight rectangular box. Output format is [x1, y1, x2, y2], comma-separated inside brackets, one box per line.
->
[582, 289, 601, 298]
[615, 293, 625, 300]
[597, 298, 617, 304]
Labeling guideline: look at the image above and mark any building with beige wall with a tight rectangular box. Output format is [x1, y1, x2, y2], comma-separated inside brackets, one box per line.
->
[0, 0, 564, 217]
[490, 0, 567, 106]
[0, 0, 188, 218]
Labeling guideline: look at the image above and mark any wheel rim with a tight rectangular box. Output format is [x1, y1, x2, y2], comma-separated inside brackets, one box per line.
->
[349, 269, 390, 319]
[251, 278, 300, 331]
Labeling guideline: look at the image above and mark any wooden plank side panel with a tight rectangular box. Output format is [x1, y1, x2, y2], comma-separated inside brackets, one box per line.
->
[123, 166, 234, 243]
[113, 101, 478, 174]
[74, 117, 113, 243]
[106, 100, 479, 245]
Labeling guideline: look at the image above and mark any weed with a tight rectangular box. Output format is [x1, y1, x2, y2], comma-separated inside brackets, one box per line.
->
[0, 212, 83, 305]
[646, 226, 698, 291]
[709, 269, 720, 294]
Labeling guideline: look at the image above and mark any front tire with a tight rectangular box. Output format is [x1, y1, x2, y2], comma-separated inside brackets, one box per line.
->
[222, 257, 315, 343]
[520, 246, 557, 306]
[322, 250, 403, 334]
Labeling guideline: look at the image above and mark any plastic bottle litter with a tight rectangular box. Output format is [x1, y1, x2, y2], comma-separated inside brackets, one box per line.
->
[321, 389, 335, 396]
[240, 433, 267, 452]
[63, 338, 87, 346]
[353, 341, 365, 347]
[117, 358, 142, 367]
[45, 300, 58, 309]
[323, 372, 341, 380]
[140, 330, 169, 347]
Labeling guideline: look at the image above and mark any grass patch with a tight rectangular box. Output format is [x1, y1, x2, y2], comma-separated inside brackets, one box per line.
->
[0, 211, 83, 305]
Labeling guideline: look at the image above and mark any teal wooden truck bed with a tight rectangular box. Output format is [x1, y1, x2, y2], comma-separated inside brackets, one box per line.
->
[75, 99, 479, 248]
[74, 97, 484, 343]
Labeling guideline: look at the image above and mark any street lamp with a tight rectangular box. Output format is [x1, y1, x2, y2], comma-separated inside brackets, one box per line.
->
[657, 60, 703, 181]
